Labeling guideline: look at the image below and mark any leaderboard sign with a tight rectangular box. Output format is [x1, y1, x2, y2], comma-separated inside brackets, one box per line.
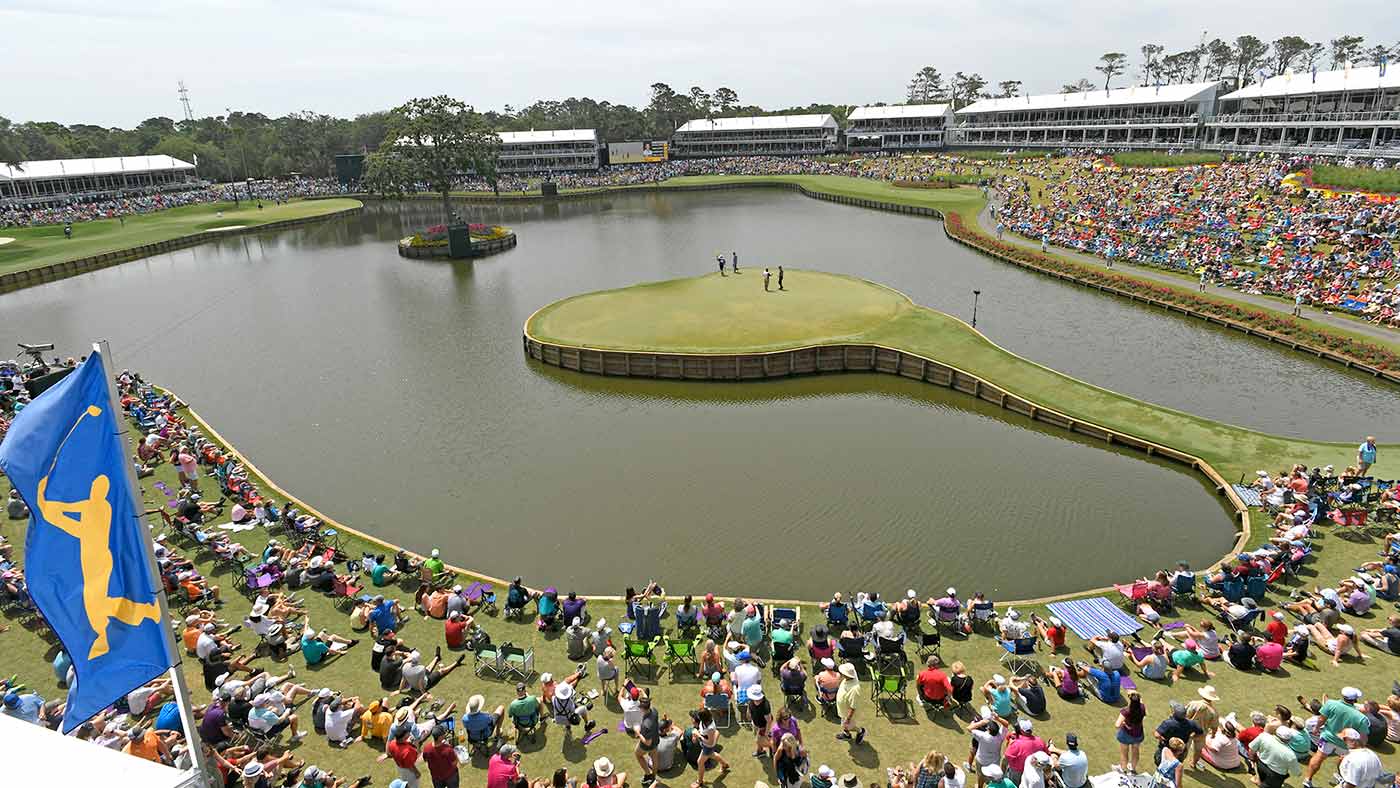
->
[608, 141, 669, 164]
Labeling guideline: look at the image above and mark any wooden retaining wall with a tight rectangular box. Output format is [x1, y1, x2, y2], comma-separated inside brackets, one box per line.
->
[395, 231, 517, 260]
[0, 204, 364, 295]
[523, 333, 1253, 573]
[354, 183, 1400, 384]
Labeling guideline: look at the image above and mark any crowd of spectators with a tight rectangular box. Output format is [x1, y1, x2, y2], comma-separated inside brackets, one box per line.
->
[0, 177, 351, 229]
[988, 156, 1400, 327]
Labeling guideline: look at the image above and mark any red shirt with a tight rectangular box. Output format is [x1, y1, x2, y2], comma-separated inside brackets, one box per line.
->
[445, 619, 468, 649]
[387, 738, 419, 769]
[423, 742, 459, 781]
[1265, 618, 1287, 646]
[487, 754, 521, 788]
[1045, 625, 1066, 649]
[1238, 725, 1264, 748]
[916, 668, 952, 701]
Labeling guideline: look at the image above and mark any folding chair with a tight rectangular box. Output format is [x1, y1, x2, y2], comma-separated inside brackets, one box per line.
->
[780, 670, 808, 711]
[932, 606, 962, 634]
[871, 670, 911, 719]
[1114, 580, 1149, 610]
[913, 627, 942, 661]
[473, 641, 503, 678]
[465, 720, 499, 757]
[1219, 578, 1245, 604]
[623, 635, 662, 678]
[1170, 572, 1197, 604]
[838, 635, 871, 675]
[825, 601, 850, 630]
[511, 708, 542, 743]
[330, 575, 364, 611]
[872, 635, 907, 675]
[664, 634, 701, 677]
[702, 692, 734, 729]
[500, 643, 535, 681]
[815, 682, 839, 717]
[770, 639, 798, 672]
[462, 582, 497, 615]
[768, 605, 802, 638]
[1221, 605, 1261, 635]
[1244, 575, 1267, 601]
[998, 636, 1040, 676]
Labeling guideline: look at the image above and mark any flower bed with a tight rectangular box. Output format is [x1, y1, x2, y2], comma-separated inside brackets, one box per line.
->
[945, 212, 1400, 372]
[407, 223, 512, 247]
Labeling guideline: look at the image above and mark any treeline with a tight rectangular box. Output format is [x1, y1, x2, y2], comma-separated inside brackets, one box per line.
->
[0, 81, 851, 181]
[906, 32, 1399, 107]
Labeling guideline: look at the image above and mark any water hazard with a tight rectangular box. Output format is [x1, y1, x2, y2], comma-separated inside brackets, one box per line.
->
[3, 190, 1392, 597]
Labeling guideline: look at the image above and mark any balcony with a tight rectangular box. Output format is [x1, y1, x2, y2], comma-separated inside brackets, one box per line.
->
[955, 116, 1200, 129]
[1208, 109, 1400, 125]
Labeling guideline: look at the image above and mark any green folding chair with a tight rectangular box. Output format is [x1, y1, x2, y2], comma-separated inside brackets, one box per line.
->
[664, 634, 701, 677]
[871, 670, 910, 719]
[623, 635, 661, 678]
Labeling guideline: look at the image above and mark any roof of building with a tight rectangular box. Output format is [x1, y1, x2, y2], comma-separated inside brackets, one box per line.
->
[1220, 65, 1400, 100]
[958, 81, 1220, 115]
[675, 114, 838, 133]
[849, 104, 951, 121]
[0, 155, 195, 182]
[497, 129, 597, 145]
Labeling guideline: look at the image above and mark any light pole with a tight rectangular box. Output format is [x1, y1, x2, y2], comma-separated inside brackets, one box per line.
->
[226, 107, 251, 202]
[972, 289, 981, 328]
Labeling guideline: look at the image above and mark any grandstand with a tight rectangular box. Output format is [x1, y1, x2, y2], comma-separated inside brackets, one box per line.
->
[953, 81, 1222, 150]
[846, 104, 952, 151]
[1205, 65, 1400, 159]
[496, 129, 600, 173]
[670, 114, 839, 158]
[0, 155, 197, 206]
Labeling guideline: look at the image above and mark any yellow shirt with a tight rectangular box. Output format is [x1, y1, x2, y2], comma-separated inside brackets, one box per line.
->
[361, 703, 393, 740]
[836, 678, 860, 716]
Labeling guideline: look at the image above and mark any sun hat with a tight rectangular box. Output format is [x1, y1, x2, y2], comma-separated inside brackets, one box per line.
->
[243, 762, 264, 778]
[1018, 719, 1034, 732]
[838, 775, 862, 788]
[838, 662, 858, 680]
[821, 658, 836, 670]
[594, 757, 615, 778]
[317, 687, 333, 699]
[981, 766, 1004, 780]
[467, 695, 486, 713]
[906, 589, 917, 599]
[818, 766, 836, 780]
[946, 587, 956, 596]
[1342, 686, 1363, 700]
[993, 674, 1007, 686]
[1198, 686, 1220, 702]
[556, 682, 574, 700]
[748, 685, 764, 701]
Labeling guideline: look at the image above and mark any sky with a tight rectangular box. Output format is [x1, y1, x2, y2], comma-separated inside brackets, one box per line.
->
[5, 0, 1399, 128]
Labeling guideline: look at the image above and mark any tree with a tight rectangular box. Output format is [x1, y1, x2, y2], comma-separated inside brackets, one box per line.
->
[1203, 38, 1235, 78]
[1232, 35, 1268, 85]
[1362, 44, 1394, 66]
[646, 82, 685, 134]
[1140, 44, 1164, 86]
[906, 66, 944, 103]
[1330, 35, 1365, 68]
[0, 116, 25, 168]
[1095, 52, 1128, 91]
[1302, 42, 1326, 73]
[996, 80, 1022, 98]
[363, 95, 500, 224]
[1270, 36, 1311, 75]
[713, 87, 739, 114]
[689, 86, 712, 117]
[1160, 51, 1191, 84]
[1060, 78, 1095, 94]
[950, 72, 986, 108]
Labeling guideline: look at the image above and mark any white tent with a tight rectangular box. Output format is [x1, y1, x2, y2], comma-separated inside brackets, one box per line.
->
[0, 714, 201, 787]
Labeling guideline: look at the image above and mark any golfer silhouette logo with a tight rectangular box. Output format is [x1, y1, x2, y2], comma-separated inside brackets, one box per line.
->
[34, 404, 160, 660]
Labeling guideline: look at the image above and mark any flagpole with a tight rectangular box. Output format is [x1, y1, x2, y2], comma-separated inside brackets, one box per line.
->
[95, 341, 213, 788]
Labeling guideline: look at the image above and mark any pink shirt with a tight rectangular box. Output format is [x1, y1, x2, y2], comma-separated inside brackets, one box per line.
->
[178, 452, 197, 476]
[1004, 735, 1047, 772]
[487, 754, 520, 788]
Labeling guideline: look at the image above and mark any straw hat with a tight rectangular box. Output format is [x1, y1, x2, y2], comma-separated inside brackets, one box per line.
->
[1197, 686, 1220, 702]
[838, 774, 862, 788]
[556, 682, 574, 701]
[593, 757, 615, 778]
[467, 695, 486, 714]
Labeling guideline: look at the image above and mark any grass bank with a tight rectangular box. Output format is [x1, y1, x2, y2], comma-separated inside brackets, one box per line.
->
[1111, 152, 1223, 168]
[0, 198, 363, 277]
[1310, 165, 1400, 194]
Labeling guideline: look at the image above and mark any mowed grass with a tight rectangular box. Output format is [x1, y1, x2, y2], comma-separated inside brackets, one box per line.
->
[1311, 165, 1400, 195]
[1111, 152, 1223, 168]
[527, 271, 913, 353]
[0, 198, 363, 276]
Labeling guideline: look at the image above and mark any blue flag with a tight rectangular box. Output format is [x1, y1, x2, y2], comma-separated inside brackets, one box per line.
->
[0, 351, 173, 732]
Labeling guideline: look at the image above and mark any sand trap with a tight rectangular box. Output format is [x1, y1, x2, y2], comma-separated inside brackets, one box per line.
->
[206, 225, 248, 232]
[0, 237, 15, 246]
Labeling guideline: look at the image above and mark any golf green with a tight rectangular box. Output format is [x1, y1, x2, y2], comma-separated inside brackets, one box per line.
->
[527, 270, 912, 353]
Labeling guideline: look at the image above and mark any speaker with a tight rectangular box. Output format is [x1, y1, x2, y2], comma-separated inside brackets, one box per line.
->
[540, 182, 559, 197]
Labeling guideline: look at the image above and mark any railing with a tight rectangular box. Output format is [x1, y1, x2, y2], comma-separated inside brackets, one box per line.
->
[955, 138, 1196, 150]
[956, 116, 1200, 129]
[500, 146, 599, 157]
[1206, 141, 1400, 158]
[845, 124, 947, 134]
[1210, 110, 1400, 124]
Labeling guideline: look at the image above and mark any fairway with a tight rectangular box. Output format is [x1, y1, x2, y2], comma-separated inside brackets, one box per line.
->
[0, 197, 362, 277]
[528, 269, 914, 353]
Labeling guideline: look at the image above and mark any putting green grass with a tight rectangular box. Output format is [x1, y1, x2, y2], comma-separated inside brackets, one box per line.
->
[0, 198, 362, 277]
[528, 271, 913, 354]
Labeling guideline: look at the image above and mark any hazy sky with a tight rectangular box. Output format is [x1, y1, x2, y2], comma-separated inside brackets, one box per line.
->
[5, 0, 1399, 127]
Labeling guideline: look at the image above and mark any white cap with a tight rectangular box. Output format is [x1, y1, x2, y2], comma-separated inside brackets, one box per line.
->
[946, 587, 956, 596]
[993, 674, 1006, 686]
[431, 548, 440, 557]
[1341, 686, 1362, 700]
[907, 589, 917, 599]
[1018, 719, 1034, 732]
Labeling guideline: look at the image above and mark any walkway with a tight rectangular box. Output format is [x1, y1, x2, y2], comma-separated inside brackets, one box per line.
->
[976, 194, 1400, 347]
